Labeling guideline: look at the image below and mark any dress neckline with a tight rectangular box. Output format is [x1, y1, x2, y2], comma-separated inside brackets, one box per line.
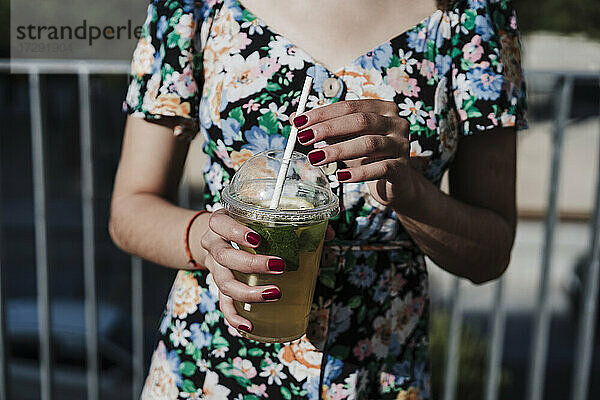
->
[232, 0, 444, 76]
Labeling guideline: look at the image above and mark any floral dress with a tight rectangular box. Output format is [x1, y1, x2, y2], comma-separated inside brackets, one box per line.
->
[124, 0, 527, 399]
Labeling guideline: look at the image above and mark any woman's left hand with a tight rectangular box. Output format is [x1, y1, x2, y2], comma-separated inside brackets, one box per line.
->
[292, 99, 413, 208]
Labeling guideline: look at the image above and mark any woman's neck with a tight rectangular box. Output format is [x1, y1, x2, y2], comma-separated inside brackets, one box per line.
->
[237, 0, 439, 72]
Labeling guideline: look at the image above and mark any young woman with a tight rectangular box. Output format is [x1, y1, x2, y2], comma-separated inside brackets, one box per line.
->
[110, 0, 527, 398]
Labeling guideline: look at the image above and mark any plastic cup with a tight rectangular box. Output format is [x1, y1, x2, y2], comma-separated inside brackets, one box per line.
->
[221, 150, 339, 343]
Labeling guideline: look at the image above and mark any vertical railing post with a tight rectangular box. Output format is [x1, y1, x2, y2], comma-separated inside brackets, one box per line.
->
[178, 174, 191, 209]
[484, 278, 506, 400]
[526, 75, 574, 400]
[78, 67, 99, 400]
[570, 79, 600, 400]
[0, 126, 8, 400]
[443, 277, 462, 400]
[128, 65, 145, 399]
[29, 69, 52, 400]
[131, 256, 144, 400]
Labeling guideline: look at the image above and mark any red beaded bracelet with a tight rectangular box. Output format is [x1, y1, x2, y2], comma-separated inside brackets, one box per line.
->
[185, 210, 209, 269]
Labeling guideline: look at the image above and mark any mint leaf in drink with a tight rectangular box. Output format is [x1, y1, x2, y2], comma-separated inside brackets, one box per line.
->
[298, 222, 326, 253]
[249, 224, 300, 271]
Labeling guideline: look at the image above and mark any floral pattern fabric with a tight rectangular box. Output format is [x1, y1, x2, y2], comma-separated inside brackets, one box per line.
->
[125, 0, 527, 399]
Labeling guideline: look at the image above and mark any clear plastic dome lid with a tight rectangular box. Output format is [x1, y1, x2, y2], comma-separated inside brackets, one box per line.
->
[221, 150, 339, 224]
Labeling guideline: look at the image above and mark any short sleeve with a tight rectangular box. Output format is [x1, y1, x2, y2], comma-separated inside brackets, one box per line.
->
[124, 0, 204, 137]
[450, 0, 527, 135]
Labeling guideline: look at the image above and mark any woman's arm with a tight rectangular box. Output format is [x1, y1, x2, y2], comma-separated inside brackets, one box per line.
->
[111, 116, 289, 331]
[293, 100, 516, 284]
[109, 116, 211, 269]
[396, 128, 517, 284]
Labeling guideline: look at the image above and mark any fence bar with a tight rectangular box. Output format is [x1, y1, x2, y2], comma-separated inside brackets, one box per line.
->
[78, 69, 99, 400]
[484, 278, 506, 400]
[178, 176, 191, 209]
[0, 132, 8, 400]
[5, 61, 600, 80]
[443, 278, 462, 400]
[131, 256, 144, 399]
[0, 59, 130, 74]
[526, 75, 574, 400]
[570, 80, 600, 400]
[29, 71, 52, 400]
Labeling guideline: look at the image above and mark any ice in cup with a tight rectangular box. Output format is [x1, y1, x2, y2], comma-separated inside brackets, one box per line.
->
[221, 150, 339, 343]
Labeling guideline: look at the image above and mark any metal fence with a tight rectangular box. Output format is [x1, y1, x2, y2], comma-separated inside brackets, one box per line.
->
[0, 59, 599, 400]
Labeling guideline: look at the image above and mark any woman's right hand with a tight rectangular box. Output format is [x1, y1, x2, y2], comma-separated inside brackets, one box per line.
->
[200, 209, 285, 333]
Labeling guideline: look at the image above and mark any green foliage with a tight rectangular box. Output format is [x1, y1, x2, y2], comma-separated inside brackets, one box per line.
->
[513, 0, 600, 39]
[281, 124, 291, 139]
[280, 387, 292, 400]
[229, 106, 246, 125]
[181, 379, 196, 393]
[429, 311, 511, 400]
[348, 295, 362, 309]
[249, 224, 300, 270]
[257, 111, 279, 135]
[248, 347, 264, 357]
[318, 265, 336, 289]
[389, 54, 402, 68]
[179, 361, 197, 377]
[328, 344, 350, 360]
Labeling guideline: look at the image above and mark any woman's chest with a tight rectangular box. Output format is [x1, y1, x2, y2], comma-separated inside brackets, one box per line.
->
[234, 0, 439, 73]
[198, 1, 460, 190]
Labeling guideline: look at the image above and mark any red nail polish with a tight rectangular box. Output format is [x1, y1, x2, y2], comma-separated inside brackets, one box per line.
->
[246, 232, 261, 246]
[297, 129, 314, 144]
[262, 288, 281, 300]
[268, 259, 285, 272]
[238, 324, 251, 333]
[294, 115, 308, 127]
[337, 171, 351, 181]
[308, 150, 326, 164]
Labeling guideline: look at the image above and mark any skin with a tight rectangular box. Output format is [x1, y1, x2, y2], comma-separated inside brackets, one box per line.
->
[291, 100, 516, 284]
[109, 0, 517, 332]
[237, 0, 439, 73]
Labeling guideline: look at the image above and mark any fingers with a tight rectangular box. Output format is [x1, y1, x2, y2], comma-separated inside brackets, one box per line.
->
[297, 113, 397, 145]
[306, 135, 406, 166]
[208, 209, 262, 248]
[202, 211, 287, 336]
[219, 291, 253, 333]
[293, 99, 399, 130]
[208, 238, 286, 274]
[335, 159, 408, 184]
[202, 209, 285, 275]
[206, 256, 281, 303]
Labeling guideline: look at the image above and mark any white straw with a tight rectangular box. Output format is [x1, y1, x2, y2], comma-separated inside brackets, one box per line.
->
[269, 76, 313, 209]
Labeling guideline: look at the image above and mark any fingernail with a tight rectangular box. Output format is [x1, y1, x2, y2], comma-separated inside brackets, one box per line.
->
[337, 170, 351, 181]
[293, 115, 308, 127]
[268, 259, 285, 272]
[238, 324, 251, 333]
[297, 129, 314, 144]
[262, 288, 281, 300]
[308, 150, 326, 164]
[246, 232, 261, 246]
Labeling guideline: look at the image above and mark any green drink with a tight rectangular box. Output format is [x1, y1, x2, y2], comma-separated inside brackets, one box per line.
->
[221, 150, 339, 343]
